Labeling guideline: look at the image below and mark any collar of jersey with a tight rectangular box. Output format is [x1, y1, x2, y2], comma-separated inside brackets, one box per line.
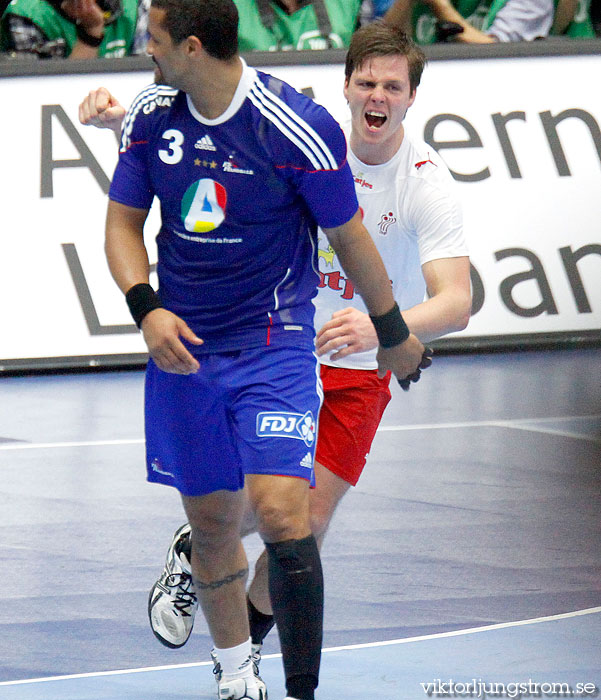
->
[186, 58, 256, 126]
[343, 120, 410, 172]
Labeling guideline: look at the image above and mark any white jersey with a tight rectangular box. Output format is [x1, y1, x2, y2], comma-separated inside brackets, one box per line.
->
[314, 127, 468, 370]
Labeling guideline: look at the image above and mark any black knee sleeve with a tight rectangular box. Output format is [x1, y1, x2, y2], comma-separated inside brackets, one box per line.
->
[265, 534, 323, 699]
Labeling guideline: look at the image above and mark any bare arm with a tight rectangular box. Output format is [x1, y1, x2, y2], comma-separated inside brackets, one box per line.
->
[385, 0, 498, 42]
[322, 211, 426, 381]
[382, 0, 415, 33]
[105, 200, 202, 373]
[421, 0, 498, 42]
[105, 200, 153, 292]
[69, 37, 103, 59]
[62, 0, 106, 58]
[552, 0, 578, 33]
[316, 255, 471, 359]
[402, 256, 471, 341]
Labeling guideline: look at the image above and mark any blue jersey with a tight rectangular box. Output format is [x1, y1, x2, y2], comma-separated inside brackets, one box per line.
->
[109, 60, 358, 352]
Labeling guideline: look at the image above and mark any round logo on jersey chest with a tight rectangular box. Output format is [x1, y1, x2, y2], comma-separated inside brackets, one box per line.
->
[181, 178, 227, 233]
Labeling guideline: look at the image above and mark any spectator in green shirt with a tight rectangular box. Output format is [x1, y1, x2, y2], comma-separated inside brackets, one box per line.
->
[234, 0, 362, 51]
[0, 0, 149, 58]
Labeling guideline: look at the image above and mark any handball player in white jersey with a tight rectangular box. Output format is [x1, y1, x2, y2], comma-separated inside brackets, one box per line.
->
[245, 20, 471, 632]
[79, 18, 468, 700]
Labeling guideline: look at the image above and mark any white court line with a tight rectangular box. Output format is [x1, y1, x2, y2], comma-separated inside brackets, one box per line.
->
[378, 414, 601, 443]
[1, 606, 599, 686]
[0, 438, 145, 451]
[491, 423, 601, 443]
[321, 605, 601, 652]
[1, 415, 600, 451]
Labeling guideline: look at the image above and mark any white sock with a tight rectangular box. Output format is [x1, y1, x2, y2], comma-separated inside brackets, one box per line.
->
[214, 638, 256, 686]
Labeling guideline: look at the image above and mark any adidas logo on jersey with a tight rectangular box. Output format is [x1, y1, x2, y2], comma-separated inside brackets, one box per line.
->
[300, 452, 313, 469]
[194, 135, 217, 151]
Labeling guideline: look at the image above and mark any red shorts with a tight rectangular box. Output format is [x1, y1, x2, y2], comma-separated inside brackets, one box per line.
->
[315, 365, 392, 487]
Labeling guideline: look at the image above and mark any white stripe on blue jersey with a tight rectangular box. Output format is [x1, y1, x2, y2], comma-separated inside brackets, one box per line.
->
[248, 76, 339, 171]
[273, 268, 292, 311]
[252, 78, 339, 169]
[120, 83, 157, 152]
[120, 83, 178, 152]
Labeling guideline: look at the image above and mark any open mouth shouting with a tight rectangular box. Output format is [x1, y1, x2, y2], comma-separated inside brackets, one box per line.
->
[365, 110, 387, 130]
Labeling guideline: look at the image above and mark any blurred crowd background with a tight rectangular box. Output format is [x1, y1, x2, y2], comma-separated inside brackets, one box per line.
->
[0, 0, 599, 63]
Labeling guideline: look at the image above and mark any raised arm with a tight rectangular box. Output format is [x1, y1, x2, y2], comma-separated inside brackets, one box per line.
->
[79, 87, 126, 136]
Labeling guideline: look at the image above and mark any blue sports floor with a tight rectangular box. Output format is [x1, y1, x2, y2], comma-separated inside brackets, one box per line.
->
[1, 347, 600, 699]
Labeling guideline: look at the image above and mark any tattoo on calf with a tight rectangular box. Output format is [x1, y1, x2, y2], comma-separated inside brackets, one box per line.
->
[194, 567, 248, 591]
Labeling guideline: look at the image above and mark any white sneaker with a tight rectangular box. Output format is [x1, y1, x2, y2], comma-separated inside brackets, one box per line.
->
[218, 676, 266, 700]
[212, 646, 267, 699]
[148, 523, 198, 648]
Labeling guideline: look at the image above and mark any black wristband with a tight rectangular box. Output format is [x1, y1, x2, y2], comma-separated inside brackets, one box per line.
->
[369, 302, 410, 348]
[125, 283, 163, 328]
[76, 24, 104, 47]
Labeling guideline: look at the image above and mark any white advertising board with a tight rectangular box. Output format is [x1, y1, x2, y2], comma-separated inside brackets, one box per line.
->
[0, 53, 599, 369]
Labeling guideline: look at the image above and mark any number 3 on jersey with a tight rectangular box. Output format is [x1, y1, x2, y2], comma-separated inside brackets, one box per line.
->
[159, 129, 184, 164]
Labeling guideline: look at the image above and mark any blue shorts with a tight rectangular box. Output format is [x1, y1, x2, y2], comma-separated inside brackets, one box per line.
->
[144, 346, 323, 496]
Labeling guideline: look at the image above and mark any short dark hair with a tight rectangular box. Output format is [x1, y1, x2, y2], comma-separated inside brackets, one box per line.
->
[345, 21, 426, 93]
[151, 0, 239, 59]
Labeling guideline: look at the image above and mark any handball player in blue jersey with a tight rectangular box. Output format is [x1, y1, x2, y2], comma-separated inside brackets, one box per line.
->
[101, 1, 428, 698]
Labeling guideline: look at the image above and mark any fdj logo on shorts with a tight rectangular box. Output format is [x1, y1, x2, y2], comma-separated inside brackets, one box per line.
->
[256, 411, 316, 447]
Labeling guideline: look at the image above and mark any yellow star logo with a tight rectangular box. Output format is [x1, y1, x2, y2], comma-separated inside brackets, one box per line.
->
[194, 158, 201, 166]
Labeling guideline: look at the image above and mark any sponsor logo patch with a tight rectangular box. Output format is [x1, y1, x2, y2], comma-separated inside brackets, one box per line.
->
[318, 244, 336, 267]
[256, 411, 316, 447]
[354, 176, 373, 189]
[180, 178, 227, 233]
[142, 95, 174, 114]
